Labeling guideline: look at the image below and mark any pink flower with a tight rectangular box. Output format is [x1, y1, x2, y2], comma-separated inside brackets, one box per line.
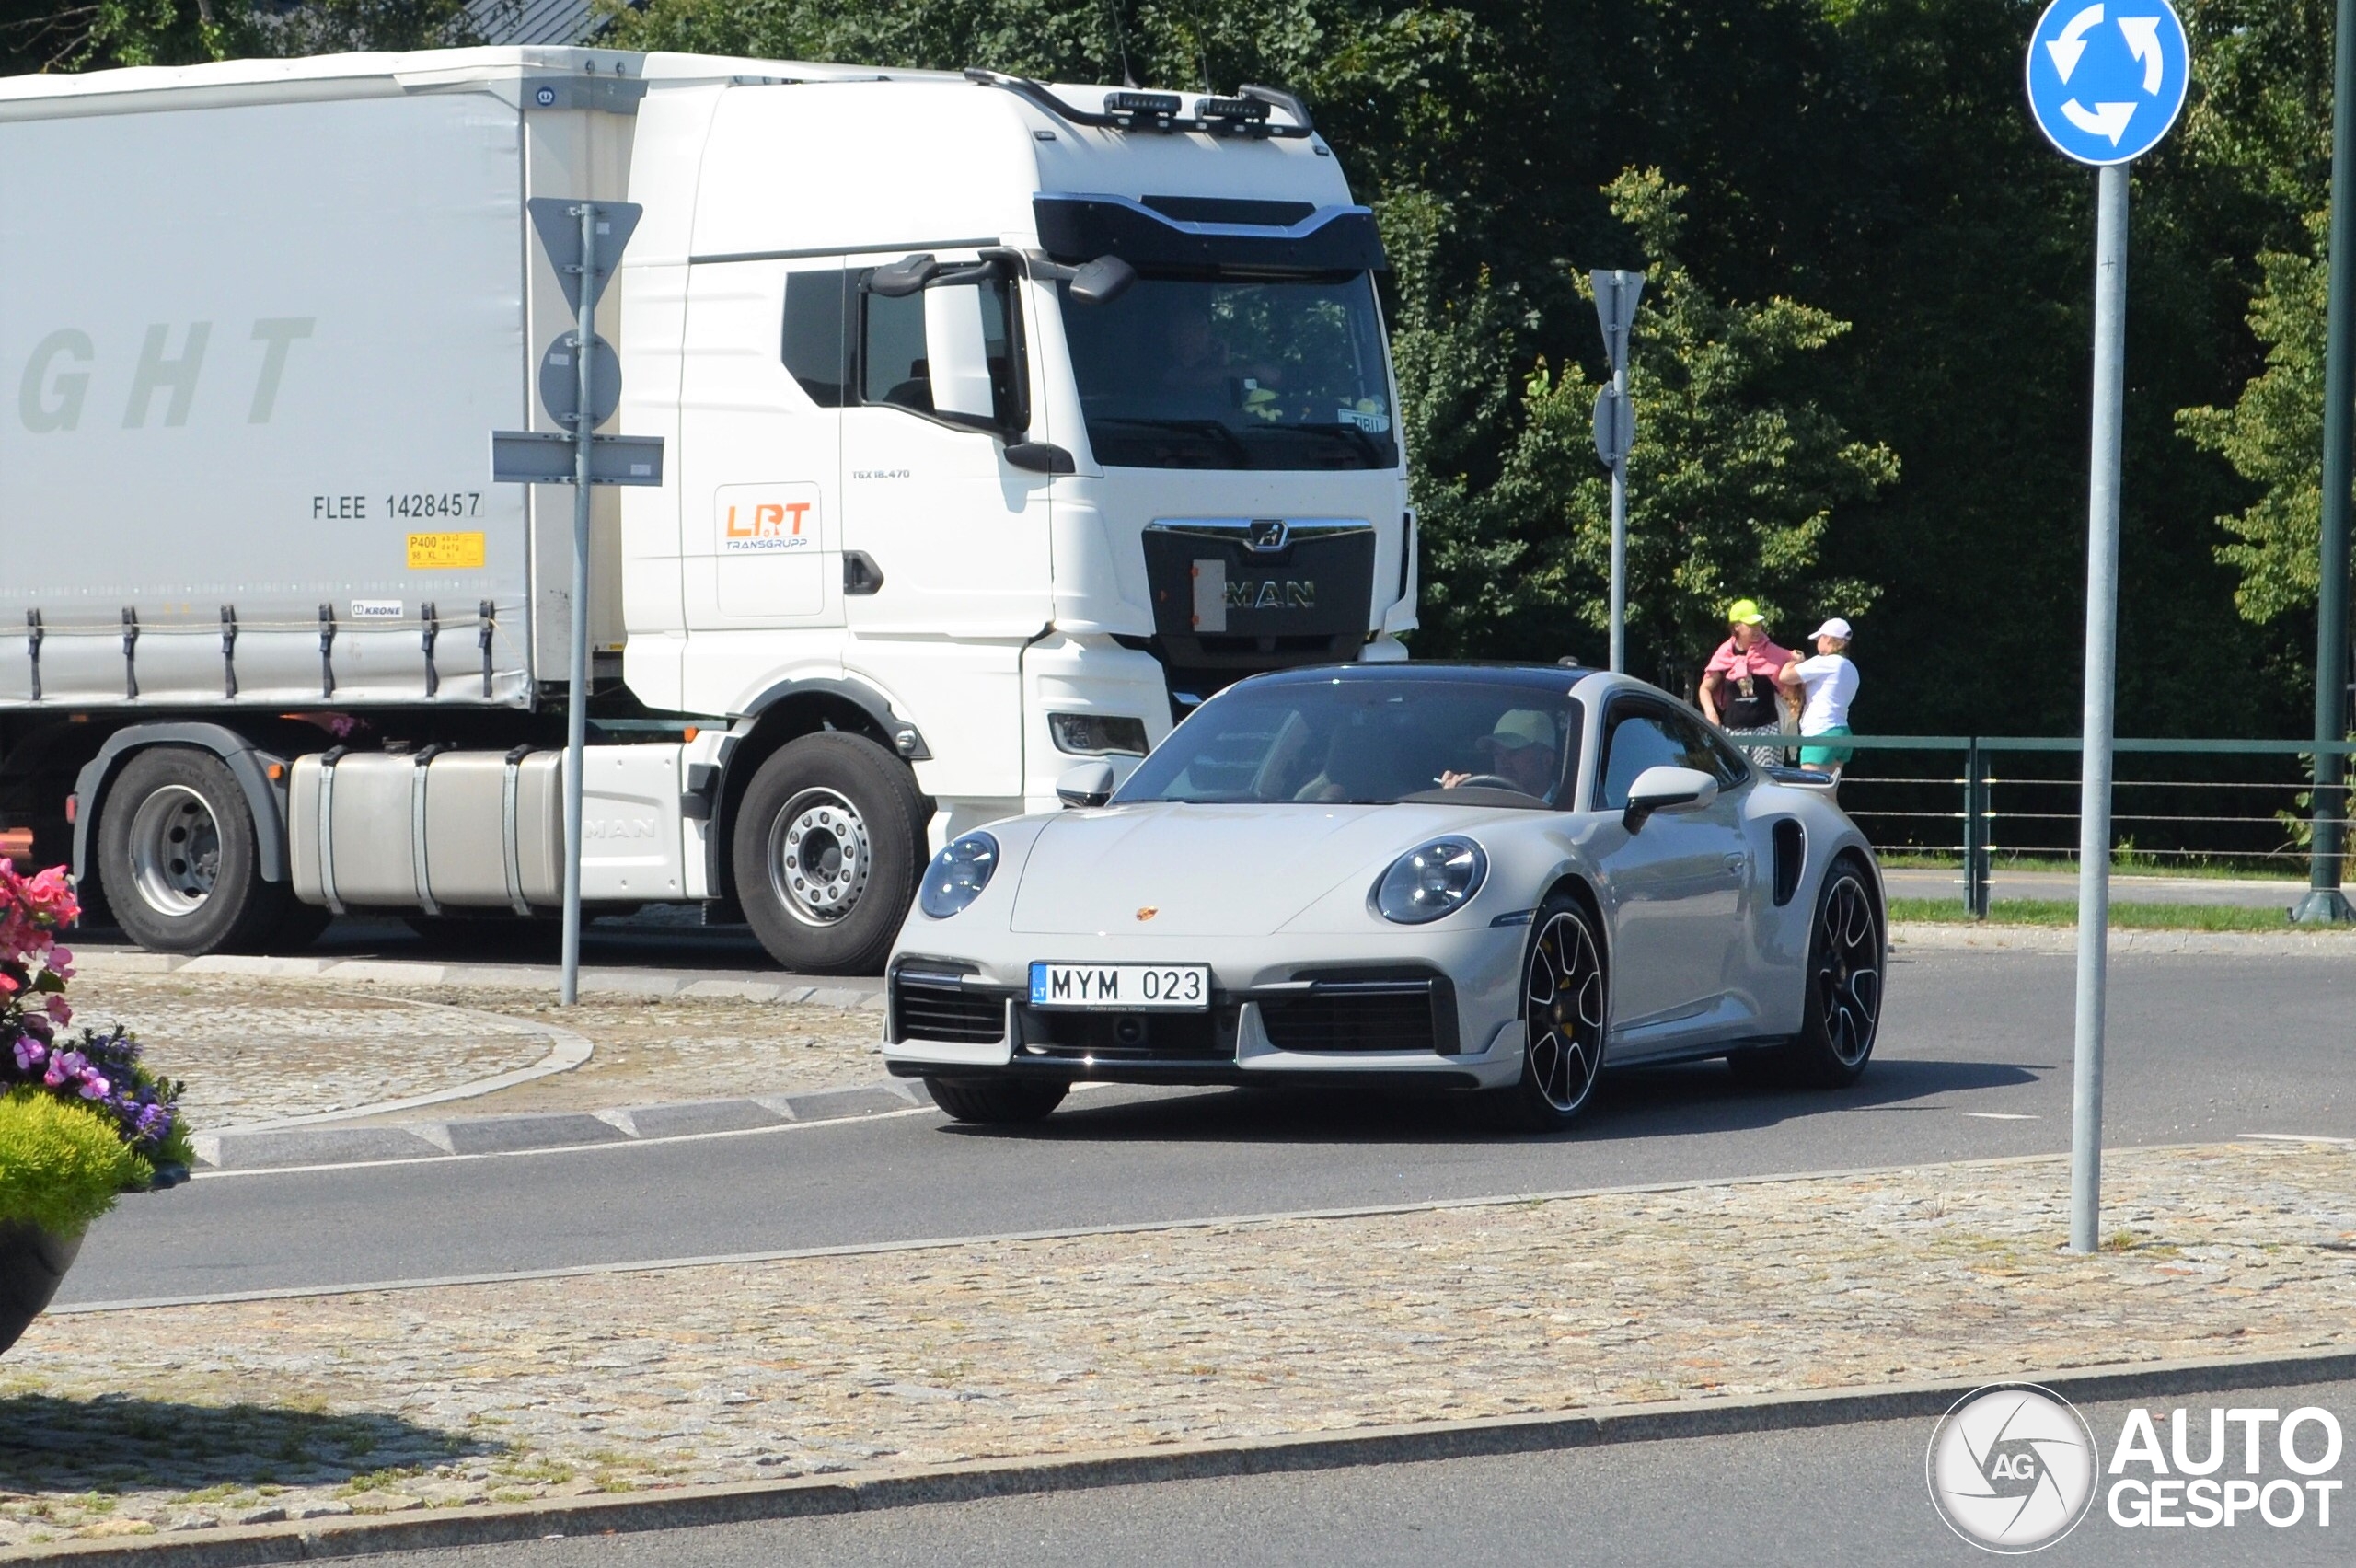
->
[76, 1075, 108, 1100]
[11, 1037, 43, 1070]
[0, 973, 20, 996]
[42, 997, 70, 1025]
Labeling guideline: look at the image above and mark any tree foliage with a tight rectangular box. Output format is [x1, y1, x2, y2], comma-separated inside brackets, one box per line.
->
[7, 0, 2344, 739]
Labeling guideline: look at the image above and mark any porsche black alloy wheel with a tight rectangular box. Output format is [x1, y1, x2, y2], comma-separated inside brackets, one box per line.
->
[1480, 894, 1607, 1131]
[1729, 856, 1883, 1090]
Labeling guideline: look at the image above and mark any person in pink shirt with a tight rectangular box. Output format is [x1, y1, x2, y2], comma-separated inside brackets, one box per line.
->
[1698, 598, 1795, 766]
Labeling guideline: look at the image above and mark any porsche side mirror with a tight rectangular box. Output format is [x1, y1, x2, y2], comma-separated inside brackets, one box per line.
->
[1057, 760, 1116, 809]
[1623, 765, 1717, 832]
[1068, 254, 1138, 306]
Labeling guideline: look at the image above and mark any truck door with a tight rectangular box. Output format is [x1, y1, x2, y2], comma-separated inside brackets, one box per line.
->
[838, 254, 1053, 638]
[678, 259, 845, 631]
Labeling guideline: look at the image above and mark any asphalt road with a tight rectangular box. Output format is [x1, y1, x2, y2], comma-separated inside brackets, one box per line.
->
[59, 946, 2356, 1306]
[353, 1378, 2356, 1566]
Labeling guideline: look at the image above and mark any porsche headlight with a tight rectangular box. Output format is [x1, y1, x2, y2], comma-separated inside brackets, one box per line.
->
[918, 832, 999, 918]
[1373, 836, 1488, 924]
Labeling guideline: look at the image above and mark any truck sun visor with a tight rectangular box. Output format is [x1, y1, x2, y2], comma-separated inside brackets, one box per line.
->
[1032, 194, 1387, 273]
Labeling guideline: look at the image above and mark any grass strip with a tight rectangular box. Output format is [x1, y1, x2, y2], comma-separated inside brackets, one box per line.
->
[1888, 897, 2307, 931]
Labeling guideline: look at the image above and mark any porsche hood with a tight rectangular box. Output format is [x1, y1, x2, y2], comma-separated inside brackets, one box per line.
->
[1008, 801, 1496, 937]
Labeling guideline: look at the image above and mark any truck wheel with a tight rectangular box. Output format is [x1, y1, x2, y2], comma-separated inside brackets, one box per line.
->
[97, 747, 284, 955]
[732, 732, 929, 975]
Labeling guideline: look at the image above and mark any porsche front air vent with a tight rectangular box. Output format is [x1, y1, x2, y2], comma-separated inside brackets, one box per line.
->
[1259, 975, 1454, 1054]
[891, 971, 1006, 1044]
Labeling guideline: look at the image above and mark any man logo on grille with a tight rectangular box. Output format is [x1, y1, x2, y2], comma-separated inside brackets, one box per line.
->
[1927, 1384, 2099, 1552]
[1247, 518, 1289, 553]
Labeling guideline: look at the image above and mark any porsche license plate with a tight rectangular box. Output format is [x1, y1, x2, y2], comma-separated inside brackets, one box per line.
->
[1029, 963, 1210, 1011]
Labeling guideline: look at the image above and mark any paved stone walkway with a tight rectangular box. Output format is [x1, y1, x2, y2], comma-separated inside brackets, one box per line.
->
[69, 977, 556, 1131]
[62, 974, 886, 1133]
[0, 1139, 2348, 1547]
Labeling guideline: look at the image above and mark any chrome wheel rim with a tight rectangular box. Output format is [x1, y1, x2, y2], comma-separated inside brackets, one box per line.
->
[1815, 873, 1882, 1066]
[1524, 910, 1605, 1113]
[768, 788, 872, 927]
[126, 784, 221, 919]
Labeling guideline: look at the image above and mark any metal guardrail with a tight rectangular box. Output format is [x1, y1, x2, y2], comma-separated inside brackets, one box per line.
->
[1783, 736, 2356, 915]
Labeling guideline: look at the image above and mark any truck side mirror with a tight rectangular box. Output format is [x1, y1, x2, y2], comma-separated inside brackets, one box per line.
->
[869, 253, 936, 298]
[1068, 255, 1137, 306]
[923, 284, 997, 422]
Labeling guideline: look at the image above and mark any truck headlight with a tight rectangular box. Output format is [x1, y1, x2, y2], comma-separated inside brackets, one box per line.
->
[1373, 836, 1487, 924]
[919, 832, 999, 918]
[1049, 712, 1149, 756]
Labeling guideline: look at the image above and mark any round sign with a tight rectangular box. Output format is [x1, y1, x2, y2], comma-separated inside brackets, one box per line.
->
[1926, 1384, 2100, 1552]
[538, 333, 620, 430]
[2024, 0, 2189, 167]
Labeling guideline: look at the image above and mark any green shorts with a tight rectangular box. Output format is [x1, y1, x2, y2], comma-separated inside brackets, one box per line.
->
[1799, 726, 1854, 767]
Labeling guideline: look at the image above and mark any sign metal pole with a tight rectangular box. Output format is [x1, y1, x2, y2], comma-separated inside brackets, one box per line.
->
[2021, 0, 2188, 1251]
[2070, 163, 2129, 1254]
[560, 204, 597, 1008]
[1590, 269, 1643, 672]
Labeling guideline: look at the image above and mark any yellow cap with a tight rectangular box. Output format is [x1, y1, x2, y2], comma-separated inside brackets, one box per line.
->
[1727, 598, 1767, 627]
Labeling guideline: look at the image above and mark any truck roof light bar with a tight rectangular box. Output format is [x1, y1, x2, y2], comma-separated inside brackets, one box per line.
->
[964, 68, 1312, 140]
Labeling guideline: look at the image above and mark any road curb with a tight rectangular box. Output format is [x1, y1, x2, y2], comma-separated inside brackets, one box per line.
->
[73, 948, 886, 1008]
[17, 1347, 2356, 1564]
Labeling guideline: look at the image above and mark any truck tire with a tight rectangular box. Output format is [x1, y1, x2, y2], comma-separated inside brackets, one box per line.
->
[96, 747, 286, 955]
[732, 732, 928, 975]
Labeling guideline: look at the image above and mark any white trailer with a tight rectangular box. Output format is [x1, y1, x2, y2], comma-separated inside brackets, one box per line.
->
[0, 46, 1415, 973]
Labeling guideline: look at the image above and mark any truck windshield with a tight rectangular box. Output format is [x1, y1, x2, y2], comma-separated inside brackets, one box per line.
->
[1060, 272, 1396, 470]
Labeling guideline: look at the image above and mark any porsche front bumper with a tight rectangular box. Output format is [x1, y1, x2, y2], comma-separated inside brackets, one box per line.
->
[881, 926, 1530, 1091]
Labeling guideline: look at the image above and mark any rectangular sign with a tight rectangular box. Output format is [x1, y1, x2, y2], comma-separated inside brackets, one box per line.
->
[1029, 962, 1211, 1011]
[490, 431, 665, 487]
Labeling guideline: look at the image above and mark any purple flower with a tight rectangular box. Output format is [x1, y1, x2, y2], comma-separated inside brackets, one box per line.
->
[12, 1036, 43, 1071]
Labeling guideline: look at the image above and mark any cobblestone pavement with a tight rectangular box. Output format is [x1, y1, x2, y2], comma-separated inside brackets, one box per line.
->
[0, 1140, 2348, 1547]
[331, 988, 885, 1120]
[62, 975, 886, 1133]
[68, 976, 557, 1132]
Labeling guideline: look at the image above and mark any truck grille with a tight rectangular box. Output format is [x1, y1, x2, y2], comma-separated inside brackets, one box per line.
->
[1258, 979, 1447, 1054]
[892, 972, 1006, 1044]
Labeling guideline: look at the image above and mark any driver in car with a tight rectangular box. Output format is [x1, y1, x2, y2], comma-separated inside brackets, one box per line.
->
[1441, 710, 1560, 799]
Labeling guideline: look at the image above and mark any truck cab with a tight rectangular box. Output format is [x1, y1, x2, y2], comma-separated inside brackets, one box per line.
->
[626, 63, 1414, 965]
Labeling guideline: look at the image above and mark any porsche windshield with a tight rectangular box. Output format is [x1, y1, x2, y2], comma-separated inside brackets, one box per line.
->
[1116, 680, 1587, 807]
[1060, 272, 1397, 470]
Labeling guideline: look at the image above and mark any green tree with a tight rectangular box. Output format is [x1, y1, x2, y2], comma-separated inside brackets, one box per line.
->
[2177, 217, 2328, 624]
[1416, 168, 1895, 683]
[0, 0, 479, 74]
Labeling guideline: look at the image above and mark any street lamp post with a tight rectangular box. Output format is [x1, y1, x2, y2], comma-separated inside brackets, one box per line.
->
[2295, 0, 2356, 925]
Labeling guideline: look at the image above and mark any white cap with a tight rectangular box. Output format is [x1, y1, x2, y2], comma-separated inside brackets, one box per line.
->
[1809, 617, 1853, 641]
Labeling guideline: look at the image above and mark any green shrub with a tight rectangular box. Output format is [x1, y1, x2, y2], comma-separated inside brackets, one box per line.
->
[0, 1089, 146, 1238]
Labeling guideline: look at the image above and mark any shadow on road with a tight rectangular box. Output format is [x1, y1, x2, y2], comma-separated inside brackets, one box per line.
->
[0, 1391, 496, 1495]
[936, 1055, 2046, 1148]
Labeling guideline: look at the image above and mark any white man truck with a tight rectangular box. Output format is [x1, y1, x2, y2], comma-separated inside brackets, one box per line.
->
[0, 46, 1415, 974]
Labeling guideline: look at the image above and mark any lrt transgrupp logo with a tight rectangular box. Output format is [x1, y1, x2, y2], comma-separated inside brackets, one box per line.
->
[1927, 1385, 2100, 1552]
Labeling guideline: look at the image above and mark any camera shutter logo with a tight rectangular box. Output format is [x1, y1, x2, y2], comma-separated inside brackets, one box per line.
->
[1927, 1384, 2099, 1551]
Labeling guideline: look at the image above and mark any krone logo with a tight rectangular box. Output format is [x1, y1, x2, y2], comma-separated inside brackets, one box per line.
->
[1927, 1384, 2099, 1552]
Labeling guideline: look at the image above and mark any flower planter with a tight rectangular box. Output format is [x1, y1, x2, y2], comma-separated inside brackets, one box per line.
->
[0, 1219, 81, 1357]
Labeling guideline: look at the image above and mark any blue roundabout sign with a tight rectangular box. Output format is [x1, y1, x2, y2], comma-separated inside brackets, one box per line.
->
[2024, 0, 2189, 167]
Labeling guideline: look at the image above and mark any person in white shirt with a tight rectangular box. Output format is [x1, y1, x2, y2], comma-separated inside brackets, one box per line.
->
[1778, 618, 1859, 775]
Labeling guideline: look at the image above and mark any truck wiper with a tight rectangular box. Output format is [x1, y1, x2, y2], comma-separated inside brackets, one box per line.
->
[1091, 417, 1253, 467]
